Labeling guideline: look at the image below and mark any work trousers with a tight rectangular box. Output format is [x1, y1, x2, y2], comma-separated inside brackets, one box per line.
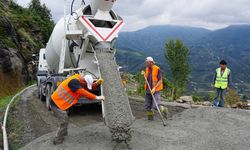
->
[145, 91, 161, 111]
[50, 99, 69, 140]
[213, 88, 226, 107]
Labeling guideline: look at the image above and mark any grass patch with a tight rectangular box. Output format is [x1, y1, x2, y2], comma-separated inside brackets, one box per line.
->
[18, 28, 37, 46]
[27, 79, 37, 86]
[2, 37, 17, 48]
[192, 95, 205, 102]
[7, 95, 24, 150]
[0, 96, 13, 109]
[0, 95, 23, 150]
[0, 96, 12, 148]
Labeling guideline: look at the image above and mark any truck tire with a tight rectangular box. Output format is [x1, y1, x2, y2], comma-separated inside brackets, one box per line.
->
[46, 84, 52, 111]
[39, 85, 46, 101]
[37, 85, 40, 99]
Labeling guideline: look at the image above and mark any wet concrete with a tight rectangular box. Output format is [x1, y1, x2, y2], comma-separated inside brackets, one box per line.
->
[95, 48, 134, 142]
[10, 86, 250, 150]
[20, 107, 250, 150]
[8, 85, 150, 149]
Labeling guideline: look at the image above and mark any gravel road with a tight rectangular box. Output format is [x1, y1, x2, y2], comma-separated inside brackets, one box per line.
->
[8, 86, 250, 150]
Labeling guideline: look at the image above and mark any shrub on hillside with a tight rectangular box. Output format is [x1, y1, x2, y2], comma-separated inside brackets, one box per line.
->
[225, 89, 241, 107]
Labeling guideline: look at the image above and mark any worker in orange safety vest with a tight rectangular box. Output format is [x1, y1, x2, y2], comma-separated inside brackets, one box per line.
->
[144, 56, 167, 120]
[50, 73, 105, 145]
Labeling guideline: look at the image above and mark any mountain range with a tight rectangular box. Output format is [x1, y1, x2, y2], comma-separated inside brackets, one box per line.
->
[115, 25, 250, 95]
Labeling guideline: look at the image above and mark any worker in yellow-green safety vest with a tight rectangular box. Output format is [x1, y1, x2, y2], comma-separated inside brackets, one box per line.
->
[212, 60, 232, 107]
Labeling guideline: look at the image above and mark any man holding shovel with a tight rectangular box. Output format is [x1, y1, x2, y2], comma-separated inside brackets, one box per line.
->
[142, 57, 167, 120]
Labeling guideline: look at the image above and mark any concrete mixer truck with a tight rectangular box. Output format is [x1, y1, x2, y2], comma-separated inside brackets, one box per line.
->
[37, 0, 134, 142]
[37, 0, 124, 109]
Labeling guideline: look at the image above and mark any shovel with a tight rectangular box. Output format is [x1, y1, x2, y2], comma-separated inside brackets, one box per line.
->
[141, 71, 167, 126]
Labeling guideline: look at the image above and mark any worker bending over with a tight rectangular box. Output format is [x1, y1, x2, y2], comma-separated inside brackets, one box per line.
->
[50, 73, 104, 145]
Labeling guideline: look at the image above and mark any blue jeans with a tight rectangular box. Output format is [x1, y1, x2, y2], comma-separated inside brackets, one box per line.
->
[213, 88, 226, 107]
[145, 92, 161, 111]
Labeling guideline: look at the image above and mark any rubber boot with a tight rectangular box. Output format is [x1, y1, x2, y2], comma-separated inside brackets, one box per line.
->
[160, 106, 168, 119]
[62, 129, 68, 136]
[147, 110, 154, 120]
[53, 136, 64, 145]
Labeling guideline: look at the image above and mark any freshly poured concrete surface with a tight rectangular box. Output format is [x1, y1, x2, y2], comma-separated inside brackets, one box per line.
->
[21, 108, 250, 150]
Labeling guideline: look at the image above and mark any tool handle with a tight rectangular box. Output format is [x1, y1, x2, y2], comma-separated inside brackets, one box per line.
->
[93, 51, 106, 125]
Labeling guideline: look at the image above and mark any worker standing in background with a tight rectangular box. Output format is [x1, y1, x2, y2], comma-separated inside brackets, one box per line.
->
[144, 57, 167, 120]
[212, 60, 232, 107]
[50, 73, 105, 145]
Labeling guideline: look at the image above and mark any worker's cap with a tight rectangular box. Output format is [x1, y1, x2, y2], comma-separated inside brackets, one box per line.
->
[220, 60, 227, 65]
[146, 56, 155, 63]
[84, 75, 94, 90]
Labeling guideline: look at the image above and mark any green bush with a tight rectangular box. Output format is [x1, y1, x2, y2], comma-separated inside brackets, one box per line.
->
[225, 89, 241, 107]
[0, 96, 12, 109]
[126, 89, 133, 96]
[134, 72, 146, 96]
[18, 28, 37, 46]
[209, 91, 215, 102]
[192, 95, 205, 102]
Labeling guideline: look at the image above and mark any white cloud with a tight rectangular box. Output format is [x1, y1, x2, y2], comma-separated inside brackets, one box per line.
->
[17, 0, 250, 31]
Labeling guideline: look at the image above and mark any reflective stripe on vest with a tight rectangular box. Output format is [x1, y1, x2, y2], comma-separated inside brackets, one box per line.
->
[214, 68, 230, 89]
[57, 85, 74, 105]
[144, 65, 163, 92]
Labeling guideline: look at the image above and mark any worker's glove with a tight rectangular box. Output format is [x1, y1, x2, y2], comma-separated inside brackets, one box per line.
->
[96, 78, 104, 85]
[141, 70, 145, 75]
[96, 95, 105, 101]
[122, 80, 127, 86]
[151, 88, 156, 94]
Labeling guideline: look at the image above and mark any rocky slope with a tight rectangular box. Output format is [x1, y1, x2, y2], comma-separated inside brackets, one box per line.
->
[0, 0, 54, 96]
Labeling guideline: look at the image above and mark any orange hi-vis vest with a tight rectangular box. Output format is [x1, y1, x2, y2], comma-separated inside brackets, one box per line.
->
[51, 74, 82, 110]
[144, 65, 163, 92]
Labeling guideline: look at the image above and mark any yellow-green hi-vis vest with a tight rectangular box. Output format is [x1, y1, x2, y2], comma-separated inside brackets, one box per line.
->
[214, 68, 230, 89]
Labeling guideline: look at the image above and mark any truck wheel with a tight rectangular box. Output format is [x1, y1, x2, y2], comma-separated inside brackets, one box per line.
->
[37, 85, 40, 99]
[39, 85, 46, 101]
[46, 84, 52, 111]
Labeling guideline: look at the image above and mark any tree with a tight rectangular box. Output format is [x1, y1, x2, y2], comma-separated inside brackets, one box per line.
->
[28, 0, 54, 42]
[165, 39, 190, 100]
[28, 0, 52, 20]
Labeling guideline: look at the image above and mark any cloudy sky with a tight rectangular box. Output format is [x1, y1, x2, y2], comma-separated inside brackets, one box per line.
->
[17, 0, 250, 31]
